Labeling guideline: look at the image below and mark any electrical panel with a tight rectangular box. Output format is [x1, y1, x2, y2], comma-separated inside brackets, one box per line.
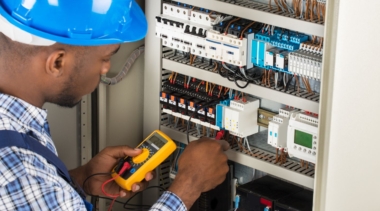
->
[145, 0, 327, 209]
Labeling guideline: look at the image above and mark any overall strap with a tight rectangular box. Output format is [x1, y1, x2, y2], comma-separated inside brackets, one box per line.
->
[0, 130, 93, 211]
[0, 130, 72, 183]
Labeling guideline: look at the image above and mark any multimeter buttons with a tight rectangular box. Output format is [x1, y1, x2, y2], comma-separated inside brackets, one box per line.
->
[132, 148, 150, 164]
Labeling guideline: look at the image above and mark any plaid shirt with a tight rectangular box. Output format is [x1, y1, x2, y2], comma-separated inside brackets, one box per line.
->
[0, 93, 186, 211]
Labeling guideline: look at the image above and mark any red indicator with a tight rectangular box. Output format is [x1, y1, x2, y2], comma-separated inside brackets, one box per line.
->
[260, 198, 272, 207]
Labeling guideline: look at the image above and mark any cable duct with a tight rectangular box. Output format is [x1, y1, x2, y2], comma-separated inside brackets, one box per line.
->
[101, 45, 145, 85]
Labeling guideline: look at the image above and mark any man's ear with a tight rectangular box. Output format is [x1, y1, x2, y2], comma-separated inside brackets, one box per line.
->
[46, 50, 66, 77]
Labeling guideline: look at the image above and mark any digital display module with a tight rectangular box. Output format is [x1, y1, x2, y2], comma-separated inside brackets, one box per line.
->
[294, 130, 313, 149]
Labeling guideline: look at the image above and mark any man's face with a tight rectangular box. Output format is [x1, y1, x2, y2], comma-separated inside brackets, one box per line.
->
[53, 44, 120, 108]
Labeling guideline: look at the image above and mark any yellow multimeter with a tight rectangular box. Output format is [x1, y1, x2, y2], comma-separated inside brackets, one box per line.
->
[111, 130, 176, 191]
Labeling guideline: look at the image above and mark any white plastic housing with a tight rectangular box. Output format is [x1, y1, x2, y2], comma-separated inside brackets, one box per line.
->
[222, 35, 247, 66]
[224, 97, 259, 137]
[268, 108, 297, 150]
[206, 30, 248, 66]
[190, 10, 212, 26]
[276, 52, 288, 69]
[162, 3, 191, 21]
[289, 50, 323, 80]
[265, 51, 274, 67]
[205, 30, 223, 60]
[287, 112, 319, 163]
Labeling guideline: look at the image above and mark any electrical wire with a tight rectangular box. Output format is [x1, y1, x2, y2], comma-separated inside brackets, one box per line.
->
[101, 45, 144, 85]
[234, 72, 250, 89]
[187, 101, 214, 144]
[274, 0, 282, 12]
[240, 21, 255, 39]
[284, 74, 294, 92]
[224, 17, 240, 35]
[82, 172, 166, 210]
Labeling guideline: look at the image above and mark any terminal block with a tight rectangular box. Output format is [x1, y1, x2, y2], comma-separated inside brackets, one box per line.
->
[300, 42, 323, 55]
[274, 28, 309, 44]
[288, 50, 323, 80]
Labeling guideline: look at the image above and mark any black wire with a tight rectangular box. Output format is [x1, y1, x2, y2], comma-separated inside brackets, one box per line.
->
[284, 74, 294, 92]
[124, 186, 166, 210]
[82, 173, 166, 210]
[226, 72, 235, 82]
[83, 172, 112, 197]
[234, 72, 250, 89]
[217, 65, 228, 78]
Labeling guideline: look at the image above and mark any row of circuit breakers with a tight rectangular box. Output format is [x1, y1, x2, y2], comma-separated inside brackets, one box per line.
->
[160, 73, 319, 164]
[156, 1, 323, 80]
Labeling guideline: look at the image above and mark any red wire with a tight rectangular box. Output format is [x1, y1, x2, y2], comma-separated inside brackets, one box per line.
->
[101, 178, 120, 198]
[108, 197, 117, 211]
[103, 162, 131, 210]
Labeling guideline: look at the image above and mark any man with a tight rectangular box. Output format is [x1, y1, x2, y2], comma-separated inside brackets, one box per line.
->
[0, 1, 229, 210]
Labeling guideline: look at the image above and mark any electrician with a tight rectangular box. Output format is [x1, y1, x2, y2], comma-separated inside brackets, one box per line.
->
[0, 1, 229, 210]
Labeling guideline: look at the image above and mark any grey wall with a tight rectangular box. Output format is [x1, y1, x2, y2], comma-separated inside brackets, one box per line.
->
[105, 40, 145, 149]
[43, 103, 80, 170]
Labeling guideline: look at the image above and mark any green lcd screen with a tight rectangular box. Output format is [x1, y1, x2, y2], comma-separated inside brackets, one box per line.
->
[148, 135, 167, 149]
[294, 130, 313, 149]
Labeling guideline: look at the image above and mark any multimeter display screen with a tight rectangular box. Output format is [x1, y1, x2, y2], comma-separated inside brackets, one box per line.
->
[147, 135, 167, 149]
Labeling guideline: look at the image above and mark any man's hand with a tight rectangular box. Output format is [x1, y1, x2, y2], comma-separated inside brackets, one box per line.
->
[69, 146, 155, 198]
[168, 137, 230, 209]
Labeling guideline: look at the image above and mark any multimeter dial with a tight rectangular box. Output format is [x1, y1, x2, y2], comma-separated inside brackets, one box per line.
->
[120, 143, 156, 178]
[132, 148, 150, 164]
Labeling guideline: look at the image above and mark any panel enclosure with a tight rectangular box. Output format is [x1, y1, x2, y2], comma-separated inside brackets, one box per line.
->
[144, 0, 327, 208]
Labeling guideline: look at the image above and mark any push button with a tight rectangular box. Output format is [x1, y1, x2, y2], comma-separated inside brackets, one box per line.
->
[130, 168, 136, 174]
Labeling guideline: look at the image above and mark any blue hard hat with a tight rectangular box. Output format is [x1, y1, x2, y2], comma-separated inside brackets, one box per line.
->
[0, 0, 148, 46]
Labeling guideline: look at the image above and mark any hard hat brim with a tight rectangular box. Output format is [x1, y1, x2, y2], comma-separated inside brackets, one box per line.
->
[0, 1, 148, 46]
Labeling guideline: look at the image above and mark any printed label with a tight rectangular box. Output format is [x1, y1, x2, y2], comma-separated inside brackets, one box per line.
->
[207, 113, 215, 118]
[169, 100, 176, 105]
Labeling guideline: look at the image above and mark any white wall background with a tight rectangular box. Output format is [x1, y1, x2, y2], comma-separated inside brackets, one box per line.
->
[315, 0, 380, 210]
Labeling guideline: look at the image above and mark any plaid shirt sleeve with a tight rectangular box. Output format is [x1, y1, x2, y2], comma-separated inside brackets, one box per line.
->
[150, 191, 187, 211]
[0, 147, 86, 211]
